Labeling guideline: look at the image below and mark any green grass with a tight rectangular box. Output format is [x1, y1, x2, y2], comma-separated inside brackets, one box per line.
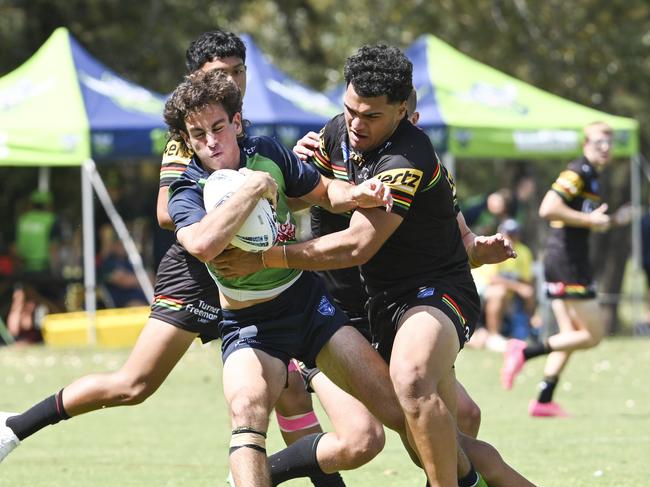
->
[1, 338, 649, 487]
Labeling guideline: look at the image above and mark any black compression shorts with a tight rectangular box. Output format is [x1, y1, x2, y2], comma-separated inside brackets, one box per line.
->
[149, 243, 221, 343]
[543, 250, 596, 300]
[367, 278, 480, 363]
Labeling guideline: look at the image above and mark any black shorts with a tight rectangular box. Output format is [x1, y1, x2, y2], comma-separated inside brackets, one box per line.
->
[544, 251, 596, 300]
[343, 311, 372, 343]
[149, 243, 221, 343]
[367, 278, 480, 363]
[219, 272, 348, 368]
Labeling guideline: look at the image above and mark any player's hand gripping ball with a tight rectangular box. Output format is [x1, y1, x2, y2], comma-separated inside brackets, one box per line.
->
[203, 169, 278, 252]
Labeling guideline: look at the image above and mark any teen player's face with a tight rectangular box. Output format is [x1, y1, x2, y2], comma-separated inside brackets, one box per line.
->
[343, 84, 407, 153]
[201, 56, 247, 97]
[182, 103, 242, 172]
[583, 127, 613, 170]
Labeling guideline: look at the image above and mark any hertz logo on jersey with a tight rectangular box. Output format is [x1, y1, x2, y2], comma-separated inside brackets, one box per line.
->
[162, 139, 193, 164]
[375, 168, 423, 196]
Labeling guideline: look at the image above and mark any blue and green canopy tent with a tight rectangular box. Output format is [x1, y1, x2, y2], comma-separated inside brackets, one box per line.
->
[0, 27, 161, 336]
[406, 34, 639, 159]
[0, 28, 168, 166]
[241, 34, 339, 146]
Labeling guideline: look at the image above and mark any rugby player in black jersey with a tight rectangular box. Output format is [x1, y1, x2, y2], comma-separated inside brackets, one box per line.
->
[501, 121, 631, 417]
[291, 89, 486, 440]
[214, 45, 535, 487]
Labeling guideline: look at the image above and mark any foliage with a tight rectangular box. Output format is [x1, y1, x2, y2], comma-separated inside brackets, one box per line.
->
[1, 0, 647, 301]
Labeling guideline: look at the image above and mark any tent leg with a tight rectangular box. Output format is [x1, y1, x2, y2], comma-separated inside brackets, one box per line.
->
[82, 162, 97, 344]
[442, 151, 456, 178]
[85, 159, 154, 301]
[630, 154, 645, 334]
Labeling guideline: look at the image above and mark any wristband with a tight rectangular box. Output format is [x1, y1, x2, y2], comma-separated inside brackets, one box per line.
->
[467, 248, 482, 269]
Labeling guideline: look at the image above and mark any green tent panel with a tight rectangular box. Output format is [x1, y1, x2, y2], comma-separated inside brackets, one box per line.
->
[0, 28, 90, 166]
[410, 35, 639, 159]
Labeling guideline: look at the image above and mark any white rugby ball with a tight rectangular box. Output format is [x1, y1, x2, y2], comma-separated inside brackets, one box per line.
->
[203, 169, 278, 252]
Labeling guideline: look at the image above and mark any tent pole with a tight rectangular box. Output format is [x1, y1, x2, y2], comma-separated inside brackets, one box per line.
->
[85, 159, 155, 301]
[82, 161, 97, 344]
[38, 167, 50, 192]
[442, 151, 456, 178]
[630, 154, 644, 334]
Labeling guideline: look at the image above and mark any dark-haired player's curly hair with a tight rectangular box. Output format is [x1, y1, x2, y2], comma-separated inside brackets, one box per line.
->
[164, 70, 242, 140]
[344, 45, 412, 104]
[185, 30, 246, 73]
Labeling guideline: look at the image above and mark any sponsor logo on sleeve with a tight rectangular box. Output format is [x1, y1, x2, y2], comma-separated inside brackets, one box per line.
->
[375, 168, 423, 195]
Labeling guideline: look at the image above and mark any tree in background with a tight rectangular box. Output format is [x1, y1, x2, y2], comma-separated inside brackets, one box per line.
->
[1, 0, 647, 331]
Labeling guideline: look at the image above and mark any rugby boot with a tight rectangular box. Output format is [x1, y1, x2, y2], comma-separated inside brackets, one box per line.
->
[500, 339, 526, 390]
[528, 400, 569, 418]
[0, 412, 20, 464]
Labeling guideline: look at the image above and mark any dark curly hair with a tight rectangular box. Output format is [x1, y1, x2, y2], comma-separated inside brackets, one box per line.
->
[185, 30, 246, 73]
[164, 69, 242, 139]
[344, 44, 413, 104]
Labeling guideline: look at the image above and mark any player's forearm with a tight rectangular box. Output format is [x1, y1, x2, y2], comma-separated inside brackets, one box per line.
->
[177, 189, 262, 262]
[264, 230, 371, 271]
[544, 206, 592, 227]
[456, 211, 479, 261]
[320, 179, 360, 213]
[156, 186, 175, 231]
[539, 193, 591, 227]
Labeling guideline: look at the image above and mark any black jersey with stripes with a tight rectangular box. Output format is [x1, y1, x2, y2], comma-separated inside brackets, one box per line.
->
[545, 156, 601, 266]
[311, 114, 470, 297]
[543, 156, 602, 297]
[310, 206, 367, 317]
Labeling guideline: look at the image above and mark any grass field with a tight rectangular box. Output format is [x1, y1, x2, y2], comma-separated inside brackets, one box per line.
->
[1, 337, 648, 487]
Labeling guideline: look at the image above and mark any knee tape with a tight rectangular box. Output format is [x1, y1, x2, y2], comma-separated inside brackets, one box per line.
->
[229, 426, 267, 455]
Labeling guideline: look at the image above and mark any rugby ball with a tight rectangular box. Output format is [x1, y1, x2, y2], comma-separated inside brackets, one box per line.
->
[203, 169, 278, 252]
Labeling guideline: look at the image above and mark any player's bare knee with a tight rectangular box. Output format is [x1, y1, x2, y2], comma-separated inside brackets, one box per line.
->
[395, 381, 447, 418]
[229, 393, 270, 427]
[390, 366, 434, 411]
[111, 372, 156, 405]
[336, 424, 385, 468]
[587, 332, 603, 348]
[457, 401, 481, 437]
[277, 374, 313, 413]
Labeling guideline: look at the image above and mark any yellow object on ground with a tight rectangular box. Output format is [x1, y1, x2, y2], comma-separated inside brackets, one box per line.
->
[42, 306, 150, 347]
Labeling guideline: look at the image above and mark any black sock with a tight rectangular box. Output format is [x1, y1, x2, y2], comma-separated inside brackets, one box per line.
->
[523, 340, 551, 360]
[6, 389, 70, 441]
[458, 464, 479, 487]
[538, 376, 559, 403]
[309, 470, 346, 487]
[269, 433, 343, 486]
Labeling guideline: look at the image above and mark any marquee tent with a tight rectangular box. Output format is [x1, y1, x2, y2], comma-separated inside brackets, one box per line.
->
[0, 27, 162, 338]
[240, 34, 339, 146]
[405, 34, 639, 159]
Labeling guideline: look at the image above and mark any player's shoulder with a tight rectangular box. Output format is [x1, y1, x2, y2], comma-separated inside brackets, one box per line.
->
[179, 156, 208, 182]
[241, 135, 295, 167]
[566, 156, 593, 178]
[322, 114, 347, 140]
[242, 134, 280, 153]
[379, 122, 437, 170]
